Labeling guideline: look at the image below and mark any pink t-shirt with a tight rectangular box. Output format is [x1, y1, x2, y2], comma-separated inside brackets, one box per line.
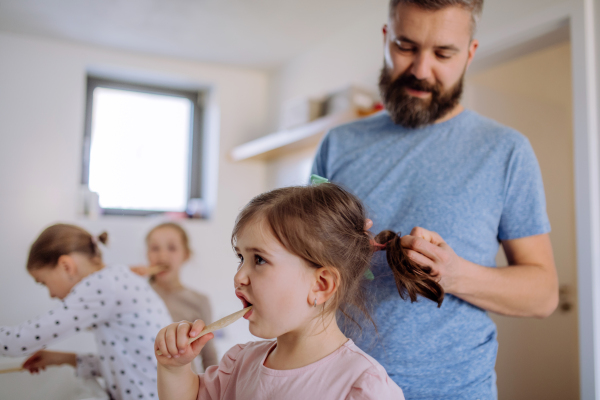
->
[197, 340, 405, 400]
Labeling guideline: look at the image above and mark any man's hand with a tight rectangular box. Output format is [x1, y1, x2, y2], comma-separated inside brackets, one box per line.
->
[400, 227, 463, 293]
[22, 350, 77, 374]
[400, 226, 558, 317]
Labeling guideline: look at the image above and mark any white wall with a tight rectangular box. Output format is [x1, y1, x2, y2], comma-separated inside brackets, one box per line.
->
[0, 32, 269, 399]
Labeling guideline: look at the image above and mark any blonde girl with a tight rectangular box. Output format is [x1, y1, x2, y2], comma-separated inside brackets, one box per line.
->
[0, 224, 171, 400]
[154, 183, 443, 400]
[131, 223, 218, 371]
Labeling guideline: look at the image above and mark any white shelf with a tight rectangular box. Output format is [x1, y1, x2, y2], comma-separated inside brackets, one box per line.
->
[230, 110, 359, 162]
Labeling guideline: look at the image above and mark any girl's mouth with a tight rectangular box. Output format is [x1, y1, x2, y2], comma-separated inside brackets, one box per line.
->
[236, 291, 254, 318]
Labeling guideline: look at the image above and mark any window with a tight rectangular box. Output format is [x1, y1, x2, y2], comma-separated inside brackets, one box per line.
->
[82, 77, 205, 216]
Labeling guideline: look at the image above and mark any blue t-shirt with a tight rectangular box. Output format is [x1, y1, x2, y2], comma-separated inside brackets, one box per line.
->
[311, 110, 550, 400]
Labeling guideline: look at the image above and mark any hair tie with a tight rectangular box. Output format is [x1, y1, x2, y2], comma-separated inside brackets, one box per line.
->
[370, 239, 387, 252]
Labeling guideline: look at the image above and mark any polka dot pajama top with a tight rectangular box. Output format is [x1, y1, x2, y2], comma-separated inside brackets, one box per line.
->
[0, 265, 172, 400]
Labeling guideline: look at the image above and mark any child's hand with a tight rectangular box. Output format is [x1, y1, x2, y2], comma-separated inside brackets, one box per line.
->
[130, 265, 168, 277]
[154, 320, 214, 369]
[130, 265, 151, 277]
[22, 350, 76, 374]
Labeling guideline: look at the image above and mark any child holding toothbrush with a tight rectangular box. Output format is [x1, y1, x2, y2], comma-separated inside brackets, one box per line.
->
[155, 183, 444, 399]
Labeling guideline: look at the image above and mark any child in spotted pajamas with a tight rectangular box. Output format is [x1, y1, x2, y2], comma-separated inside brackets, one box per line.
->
[0, 224, 172, 400]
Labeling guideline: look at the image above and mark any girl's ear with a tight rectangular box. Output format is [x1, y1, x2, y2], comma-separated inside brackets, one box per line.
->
[309, 267, 340, 307]
[57, 254, 78, 279]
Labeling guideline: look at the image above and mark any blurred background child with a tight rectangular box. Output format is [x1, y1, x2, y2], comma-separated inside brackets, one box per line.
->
[131, 223, 217, 372]
[0, 224, 171, 400]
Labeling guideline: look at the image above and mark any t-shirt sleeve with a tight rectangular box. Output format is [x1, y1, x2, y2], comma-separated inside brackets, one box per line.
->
[498, 136, 551, 240]
[0, 272, 116, 357]
[346, 366, 405, 400]
[197, 343, 246, 400]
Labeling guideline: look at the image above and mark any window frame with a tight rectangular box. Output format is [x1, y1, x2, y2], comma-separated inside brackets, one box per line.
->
[82, 76, 205, 217]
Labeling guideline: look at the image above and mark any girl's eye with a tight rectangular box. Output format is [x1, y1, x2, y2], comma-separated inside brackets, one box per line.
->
[255, 255, 266, 266]
[236, 254, 244, 269]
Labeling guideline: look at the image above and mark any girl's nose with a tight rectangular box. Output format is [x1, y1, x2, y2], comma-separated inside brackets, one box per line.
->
[234, 264, 250, 288]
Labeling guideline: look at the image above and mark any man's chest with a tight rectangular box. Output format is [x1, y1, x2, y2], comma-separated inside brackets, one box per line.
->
[326, 136, 508, 260]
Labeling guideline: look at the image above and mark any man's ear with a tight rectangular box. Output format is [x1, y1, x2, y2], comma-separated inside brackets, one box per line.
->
[57, 254, 78, 278]
[309, 267, 340, 307]
[383, 24, 388, 45]
[466, 39, 479, 70]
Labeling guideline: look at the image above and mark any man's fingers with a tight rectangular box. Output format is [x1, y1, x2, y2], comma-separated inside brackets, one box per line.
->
[401, 235, 440, 261]
[410, 227, 445, 246]
[405, 249, 433, 268]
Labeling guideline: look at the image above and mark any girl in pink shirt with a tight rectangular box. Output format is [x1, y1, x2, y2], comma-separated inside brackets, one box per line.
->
[154, 182, 444, 400]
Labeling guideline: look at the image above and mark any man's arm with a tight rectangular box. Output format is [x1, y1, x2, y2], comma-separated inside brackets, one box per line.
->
[401, 228, 559, 318]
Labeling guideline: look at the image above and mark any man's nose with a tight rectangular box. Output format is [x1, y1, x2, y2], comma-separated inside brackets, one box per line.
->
[410, 52, 433, 82]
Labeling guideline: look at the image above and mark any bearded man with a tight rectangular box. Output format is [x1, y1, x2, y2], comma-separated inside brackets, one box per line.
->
[311, 1, 559, 399]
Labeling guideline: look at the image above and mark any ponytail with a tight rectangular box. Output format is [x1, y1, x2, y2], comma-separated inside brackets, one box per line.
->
[373, 230, 444, 307]
[97, 231, 109, 245]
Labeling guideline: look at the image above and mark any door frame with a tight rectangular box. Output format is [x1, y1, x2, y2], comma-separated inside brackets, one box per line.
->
[469, 1, 599, 398]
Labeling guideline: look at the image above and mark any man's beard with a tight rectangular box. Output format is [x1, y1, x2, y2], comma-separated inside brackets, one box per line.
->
[378, 65, 465, 129]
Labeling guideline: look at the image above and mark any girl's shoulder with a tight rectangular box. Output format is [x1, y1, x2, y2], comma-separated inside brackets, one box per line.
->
[339, 341, 405, 399]
[216, 340, 274, 374]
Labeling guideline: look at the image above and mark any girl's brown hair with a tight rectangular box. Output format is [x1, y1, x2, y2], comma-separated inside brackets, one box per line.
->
[145, 223, 191, 256]
[27, 224, 108, 271]
[231, 183, 444, 329]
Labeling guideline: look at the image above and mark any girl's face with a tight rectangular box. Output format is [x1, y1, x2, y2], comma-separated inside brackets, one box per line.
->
[29, 263, 76, 300]
[233, 218, 318, 339]
[146, 227, 190, 282]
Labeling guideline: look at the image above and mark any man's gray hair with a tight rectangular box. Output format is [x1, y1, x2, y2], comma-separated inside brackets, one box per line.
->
[389, 0, 484, 35]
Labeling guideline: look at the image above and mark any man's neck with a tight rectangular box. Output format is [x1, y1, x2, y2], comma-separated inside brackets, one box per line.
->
[434, 103, 465, 124]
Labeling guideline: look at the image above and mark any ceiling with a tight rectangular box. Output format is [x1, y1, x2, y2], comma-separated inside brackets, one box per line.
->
[0, 0, 388, 70]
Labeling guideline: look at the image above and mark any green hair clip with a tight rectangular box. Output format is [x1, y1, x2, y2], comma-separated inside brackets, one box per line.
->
[310, 174, 329, 185]
[310, 174, 375, 281]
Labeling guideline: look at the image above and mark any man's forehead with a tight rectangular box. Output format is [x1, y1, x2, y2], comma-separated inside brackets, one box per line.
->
[390, 3, 472, 45]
